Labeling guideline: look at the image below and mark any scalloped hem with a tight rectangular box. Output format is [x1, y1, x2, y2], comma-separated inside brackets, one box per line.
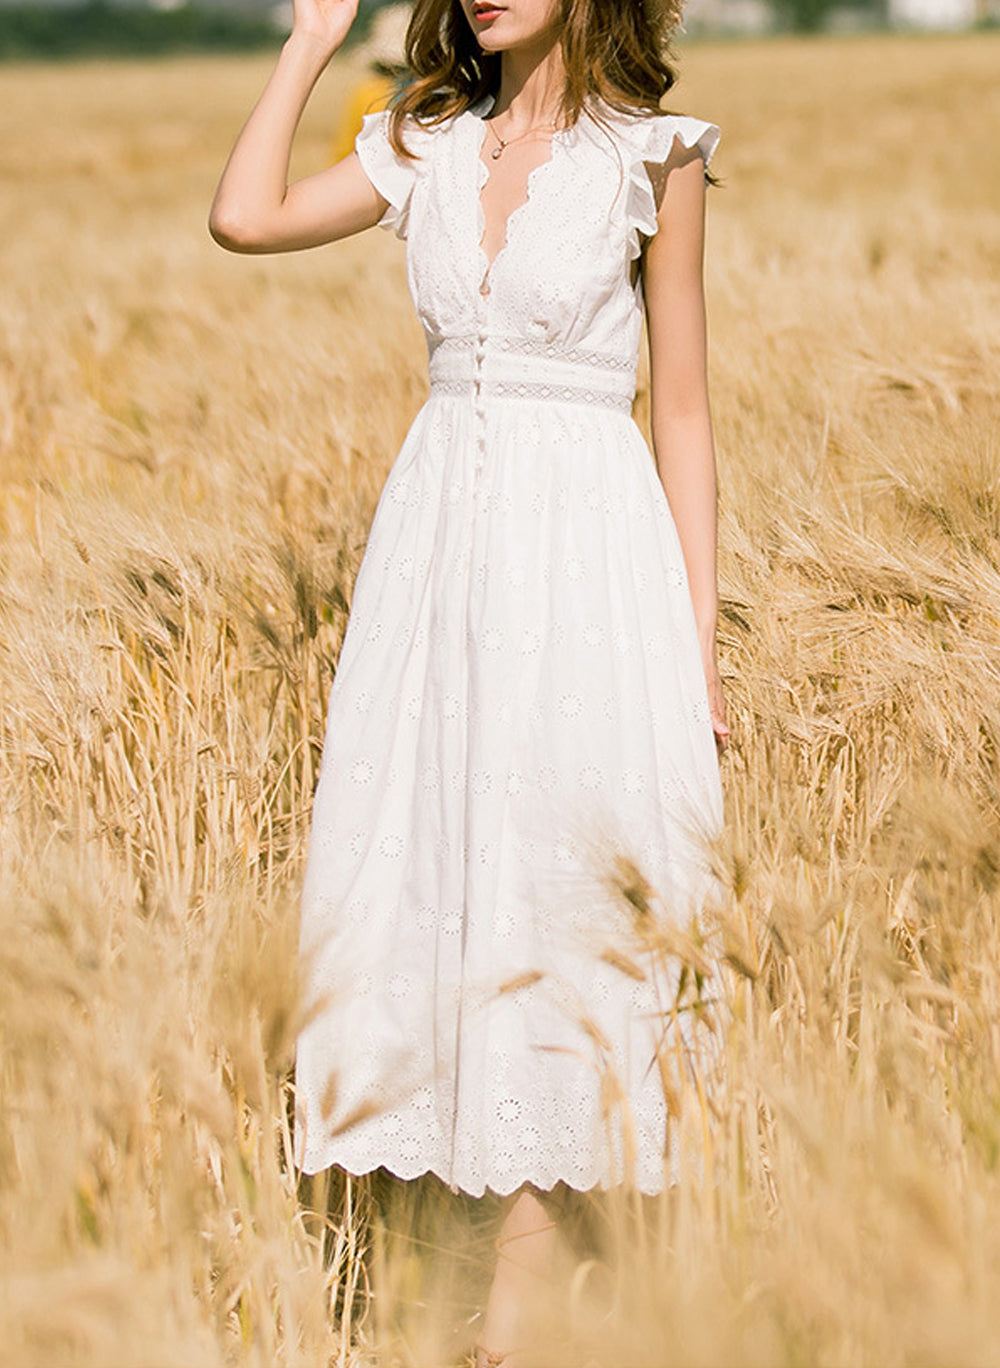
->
[295, 1148, 671, 1199]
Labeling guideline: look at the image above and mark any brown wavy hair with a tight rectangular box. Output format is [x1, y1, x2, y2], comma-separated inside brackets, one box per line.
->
[388, 0, 685, 158]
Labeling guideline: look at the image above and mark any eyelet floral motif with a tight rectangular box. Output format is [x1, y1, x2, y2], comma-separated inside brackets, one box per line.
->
[350, 759, 374, 786]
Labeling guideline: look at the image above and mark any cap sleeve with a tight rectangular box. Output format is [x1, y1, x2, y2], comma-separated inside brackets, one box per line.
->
[624, 113, 720, 261]
[354, 109, 426, 240]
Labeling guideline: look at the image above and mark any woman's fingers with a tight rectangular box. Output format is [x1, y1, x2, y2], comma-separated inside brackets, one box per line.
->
[710, 688, 730, 752]
[712, 710, 730, 753]
[702, 654, 730, 754]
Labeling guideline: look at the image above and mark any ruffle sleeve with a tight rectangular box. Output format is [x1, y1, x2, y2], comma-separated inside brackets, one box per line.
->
[354, 109, 430, 241]
[623, 114, 721, 261]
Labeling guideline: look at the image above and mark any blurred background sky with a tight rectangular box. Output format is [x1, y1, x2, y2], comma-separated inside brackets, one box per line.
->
[0, 0, 996, 65]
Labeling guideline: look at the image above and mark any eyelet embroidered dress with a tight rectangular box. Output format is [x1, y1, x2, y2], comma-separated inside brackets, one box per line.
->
[293, 101, 724, 1197]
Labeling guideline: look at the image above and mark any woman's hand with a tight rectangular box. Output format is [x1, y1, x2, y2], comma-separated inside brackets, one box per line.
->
[702, 642, 730, 754]
[289, 0, 360, 56]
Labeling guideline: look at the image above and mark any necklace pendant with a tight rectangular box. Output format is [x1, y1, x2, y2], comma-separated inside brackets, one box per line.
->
[491, 146, 504, 160]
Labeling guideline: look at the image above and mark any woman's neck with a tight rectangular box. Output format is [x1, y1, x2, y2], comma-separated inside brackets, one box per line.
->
[492, 31, 565, 132]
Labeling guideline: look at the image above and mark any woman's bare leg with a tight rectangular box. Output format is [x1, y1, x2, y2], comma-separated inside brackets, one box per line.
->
[474, 1187, 560, 1367]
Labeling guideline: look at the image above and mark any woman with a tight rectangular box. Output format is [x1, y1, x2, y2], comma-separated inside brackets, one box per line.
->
[211, 0, 729, 1361]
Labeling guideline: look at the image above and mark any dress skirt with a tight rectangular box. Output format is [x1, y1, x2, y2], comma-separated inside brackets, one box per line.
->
[293, 389, 724, 1198]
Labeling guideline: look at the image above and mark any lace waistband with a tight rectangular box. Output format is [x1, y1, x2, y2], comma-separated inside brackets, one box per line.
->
[429, 376, 633, 412]
[427, 335, 636, 414]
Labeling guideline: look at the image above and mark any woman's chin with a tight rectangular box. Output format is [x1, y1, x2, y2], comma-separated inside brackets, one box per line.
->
[476, 34, 542, 56]
[475, 33, 510, 54]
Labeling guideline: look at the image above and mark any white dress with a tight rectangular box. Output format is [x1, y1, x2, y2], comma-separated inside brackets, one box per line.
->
[293, 99, 724, 1198]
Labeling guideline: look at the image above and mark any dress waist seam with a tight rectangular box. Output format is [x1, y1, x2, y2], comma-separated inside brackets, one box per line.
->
[427, 334, 637, 413]
[428, 377, 634, 413]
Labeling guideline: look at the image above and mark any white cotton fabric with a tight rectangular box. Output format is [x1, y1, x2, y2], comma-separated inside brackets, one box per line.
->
[294, 99, 724, 1197]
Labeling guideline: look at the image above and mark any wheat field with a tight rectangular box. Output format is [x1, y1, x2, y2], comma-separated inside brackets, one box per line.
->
[1, 29, 999, 1367]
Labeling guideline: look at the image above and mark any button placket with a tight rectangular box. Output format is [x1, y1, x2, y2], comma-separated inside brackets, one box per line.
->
[473, 267, 491, 477]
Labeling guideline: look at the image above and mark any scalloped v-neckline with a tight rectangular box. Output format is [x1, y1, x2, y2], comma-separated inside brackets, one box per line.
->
[473, 110, 561, 281]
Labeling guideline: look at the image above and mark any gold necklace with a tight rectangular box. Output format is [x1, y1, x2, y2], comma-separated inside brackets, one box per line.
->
[486, 117, 559, 161]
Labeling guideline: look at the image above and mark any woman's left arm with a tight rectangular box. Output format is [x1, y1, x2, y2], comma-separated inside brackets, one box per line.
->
[643, 143, 729, 753]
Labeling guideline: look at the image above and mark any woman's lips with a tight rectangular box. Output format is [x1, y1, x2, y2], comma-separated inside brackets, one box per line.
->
[473, 4, 504, 20]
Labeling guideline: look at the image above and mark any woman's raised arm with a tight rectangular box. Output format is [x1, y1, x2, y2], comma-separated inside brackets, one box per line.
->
[209, 0, 388, 254]
[643, 142, 730, 751]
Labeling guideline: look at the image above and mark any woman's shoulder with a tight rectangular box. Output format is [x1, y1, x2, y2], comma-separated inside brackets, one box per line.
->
[359, 99, 481, 161]
[589, 103, 720, 169]
[356, 106, 440, 165]
[584, 106, 721, 259]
